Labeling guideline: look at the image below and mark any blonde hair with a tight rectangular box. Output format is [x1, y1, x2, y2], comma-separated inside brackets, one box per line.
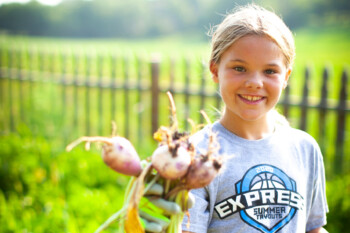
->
[209, 4, 295, 68]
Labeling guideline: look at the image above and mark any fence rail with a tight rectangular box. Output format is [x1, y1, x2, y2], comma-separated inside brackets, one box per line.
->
[0, 51, 349, 173]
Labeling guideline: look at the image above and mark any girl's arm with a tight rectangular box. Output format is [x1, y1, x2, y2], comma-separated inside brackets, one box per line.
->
[307, 227, 328, 233]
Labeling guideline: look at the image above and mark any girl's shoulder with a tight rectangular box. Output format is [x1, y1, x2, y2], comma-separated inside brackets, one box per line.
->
[276, 125, 320, 149]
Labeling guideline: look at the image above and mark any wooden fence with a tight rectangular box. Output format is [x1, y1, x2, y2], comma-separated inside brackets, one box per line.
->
[0, 50, 349, 173]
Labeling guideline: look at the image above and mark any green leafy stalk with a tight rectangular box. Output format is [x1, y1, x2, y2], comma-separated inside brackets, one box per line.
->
[95, 176, 137, 233]
[166, 189, 189, 233]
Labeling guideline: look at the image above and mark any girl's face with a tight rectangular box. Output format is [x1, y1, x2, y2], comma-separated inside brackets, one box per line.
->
[210, 35, 291, 125]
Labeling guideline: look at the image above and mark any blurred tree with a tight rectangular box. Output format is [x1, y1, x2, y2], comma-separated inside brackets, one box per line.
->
[0, 1, 50, 36]
[0, 0, 349, 38]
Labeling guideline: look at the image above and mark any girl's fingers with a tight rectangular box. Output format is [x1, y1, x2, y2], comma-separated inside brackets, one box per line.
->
[140, 217, 163, 233]
[140, 210, 170, 231]
[148, 197, 182, 215]
[145, 183, 163, 196]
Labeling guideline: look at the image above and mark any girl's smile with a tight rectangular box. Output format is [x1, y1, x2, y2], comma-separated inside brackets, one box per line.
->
[238, 94, 266, 104]
[210, 34, 291, 139]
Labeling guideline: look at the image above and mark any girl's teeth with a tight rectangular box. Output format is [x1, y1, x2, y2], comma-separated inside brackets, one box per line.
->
[241, 95, 262, 101]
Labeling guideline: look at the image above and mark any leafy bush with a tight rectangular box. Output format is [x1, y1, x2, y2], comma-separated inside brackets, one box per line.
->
[324, 173, 350, 233]
[0, 131, 130, 232]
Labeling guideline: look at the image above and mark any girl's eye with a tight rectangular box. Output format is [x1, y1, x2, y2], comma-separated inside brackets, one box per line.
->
[265, 69, 277, 75]
[234, 66, 246, 72]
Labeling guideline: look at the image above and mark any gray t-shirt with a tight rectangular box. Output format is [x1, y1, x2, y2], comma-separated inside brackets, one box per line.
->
[182, 121, 328, 233]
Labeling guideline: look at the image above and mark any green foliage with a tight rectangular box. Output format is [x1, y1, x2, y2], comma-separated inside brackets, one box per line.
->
[0, 131, 130, 232]
[325, 174, 350, 233]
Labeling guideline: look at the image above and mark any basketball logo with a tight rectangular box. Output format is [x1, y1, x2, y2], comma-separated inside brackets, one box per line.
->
[250, 173, 285, 190]
[214, 164, 304, 233]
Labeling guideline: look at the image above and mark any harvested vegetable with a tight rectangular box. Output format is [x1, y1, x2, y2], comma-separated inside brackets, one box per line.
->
[185, 112, 222, 189]
[185, 154, 222, 189]
[66, 91, 223, 233]
[151, 144, 192, 180]
[65, 126, 142, 176]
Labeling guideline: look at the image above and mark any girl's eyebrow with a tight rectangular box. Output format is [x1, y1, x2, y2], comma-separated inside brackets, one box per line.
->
[266, 63, 283, 68]
[228, 59, 247, 63]
[266, 63, 280, 67]
[228, 60, 283, 68]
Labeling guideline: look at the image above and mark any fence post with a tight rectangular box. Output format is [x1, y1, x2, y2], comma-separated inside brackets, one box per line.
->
[199, 61, 206, 124]
[85, 54, 91, 136]
[300, 66, 310, 131]
[169, 58, 175, 97]
[8, 49, 14, 131]
[282, 83, 291, 118]
[18, 49, 24, 124]
[98, 54, 104, 136]
[151, 58, 160, 134]
[73, 54, 79, 134]
[335, 68, 348, 173]
[61, 52, 68, 144]
[123, 56, 130, 139]
[184, 58, 190, 130]
[136, 55, 143, 148]
[110, 55, 117, 127]
[168, 58, 176, 125]
[319, 66, 329, 154]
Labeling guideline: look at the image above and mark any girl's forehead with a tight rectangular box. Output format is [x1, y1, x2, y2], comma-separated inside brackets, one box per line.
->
[228, 35, 282, 56]
[221, 35, 287, 66]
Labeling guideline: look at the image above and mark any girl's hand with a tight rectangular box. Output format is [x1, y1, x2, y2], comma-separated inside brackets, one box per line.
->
[140, 183, 194, 232]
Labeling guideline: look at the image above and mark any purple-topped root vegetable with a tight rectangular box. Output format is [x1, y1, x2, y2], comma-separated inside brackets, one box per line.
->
[185, 154, 222, 189]
[151, 144, 192, 180]
[66, 135, 142, 176]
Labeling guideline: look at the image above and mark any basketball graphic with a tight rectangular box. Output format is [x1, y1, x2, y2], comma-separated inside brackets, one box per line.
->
[214, 164, 304, 233]
[250, 173, 286, 190]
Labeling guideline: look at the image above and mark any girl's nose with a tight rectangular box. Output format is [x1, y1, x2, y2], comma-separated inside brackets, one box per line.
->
[245, 73, 263, 89]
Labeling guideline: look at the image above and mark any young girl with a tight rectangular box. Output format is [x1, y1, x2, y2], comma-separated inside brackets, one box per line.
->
[181, 4, 328, 233]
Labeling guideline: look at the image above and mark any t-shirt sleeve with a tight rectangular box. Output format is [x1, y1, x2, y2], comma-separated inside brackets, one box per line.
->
[306, 146, 329, 231]
[182, 187, 210, 233]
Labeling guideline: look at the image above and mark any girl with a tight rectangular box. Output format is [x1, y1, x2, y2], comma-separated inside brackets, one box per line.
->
[182, 4, 328, 233]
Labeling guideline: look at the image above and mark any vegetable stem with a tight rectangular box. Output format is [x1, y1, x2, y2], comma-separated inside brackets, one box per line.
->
[65, 136, 113, 151]
[143, 173, 160, 195]
[94, 207, 128, 233]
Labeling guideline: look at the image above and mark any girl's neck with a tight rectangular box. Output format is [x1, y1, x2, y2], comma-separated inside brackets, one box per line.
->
[219, 113, 275, 140]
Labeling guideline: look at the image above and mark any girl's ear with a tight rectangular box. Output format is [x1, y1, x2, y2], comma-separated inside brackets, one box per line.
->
[283, 68, 292, 89]
[210, 61, 219, 83]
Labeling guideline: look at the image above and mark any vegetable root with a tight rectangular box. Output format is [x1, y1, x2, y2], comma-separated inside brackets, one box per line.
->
[151, 144, 192, 180]
[66, 135, 142, 176]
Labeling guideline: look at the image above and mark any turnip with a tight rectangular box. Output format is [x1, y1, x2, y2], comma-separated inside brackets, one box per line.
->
[151, 143, 192, 180]
[185, 111, 222, 189]
[185, 154, 222, 189]
[66, 134, 142, 176]
[151, 92, 194, 180]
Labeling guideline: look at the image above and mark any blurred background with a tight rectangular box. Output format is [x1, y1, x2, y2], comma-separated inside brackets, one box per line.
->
[0, 0, 349, 232]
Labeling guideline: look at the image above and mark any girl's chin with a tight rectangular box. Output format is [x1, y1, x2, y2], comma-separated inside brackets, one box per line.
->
[230, 111, 267, 123]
